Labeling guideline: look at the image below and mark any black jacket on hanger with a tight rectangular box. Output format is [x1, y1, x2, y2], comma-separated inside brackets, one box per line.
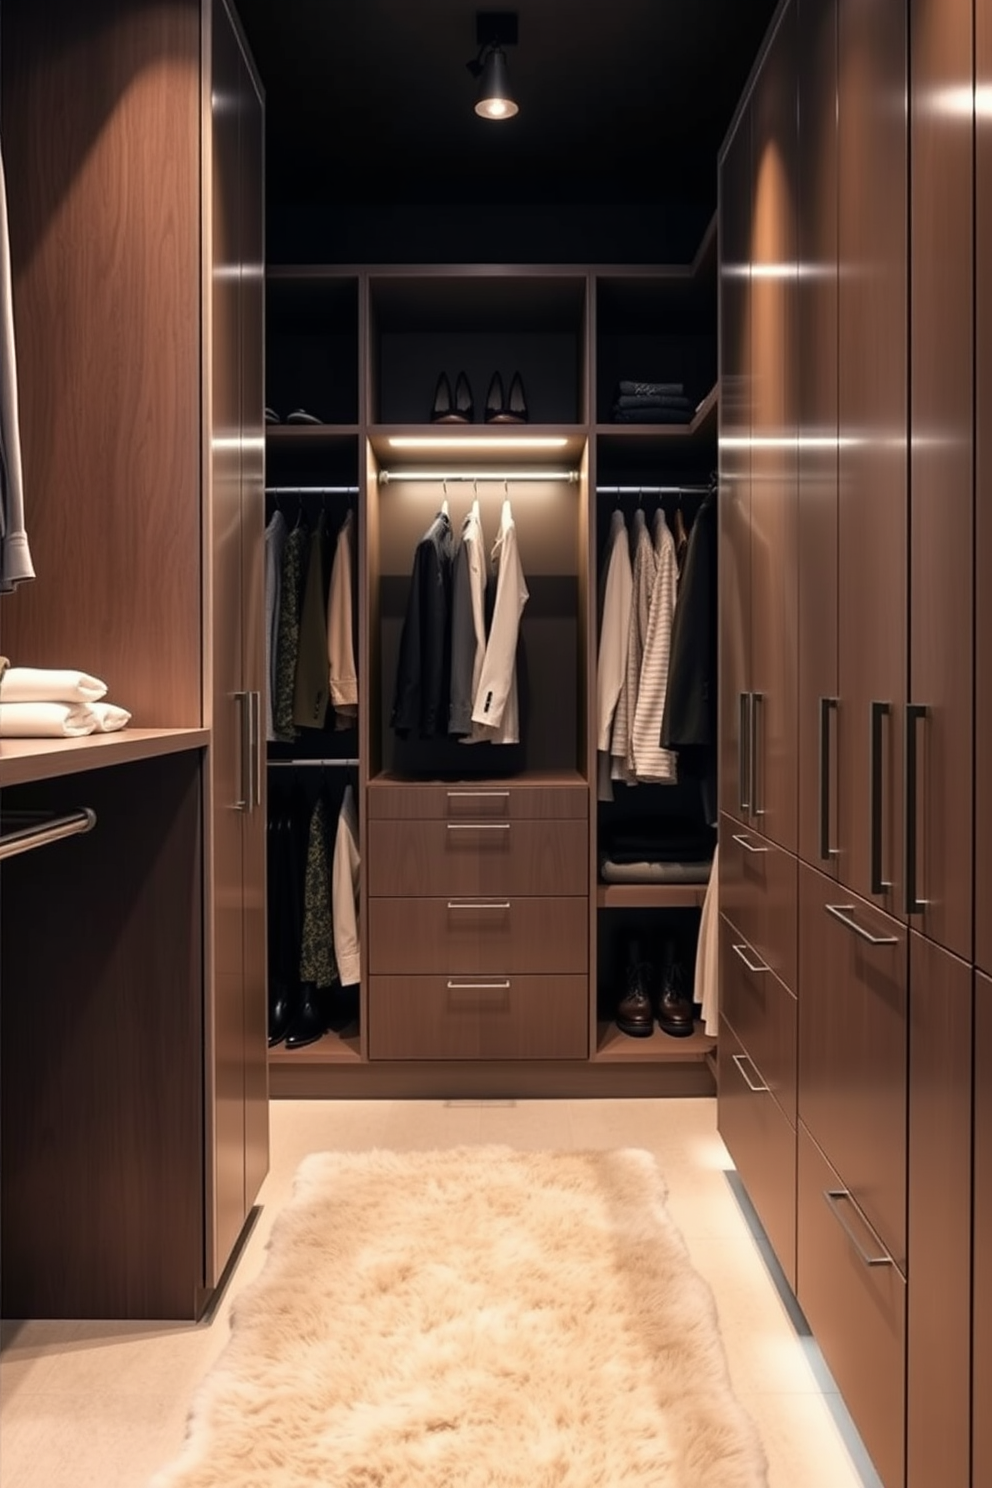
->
[390, 510, 454, 738]
[660, 491, 717, 822]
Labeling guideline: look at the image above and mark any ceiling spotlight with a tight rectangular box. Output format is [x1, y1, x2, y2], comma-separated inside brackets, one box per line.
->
[467, 12, 519, 121]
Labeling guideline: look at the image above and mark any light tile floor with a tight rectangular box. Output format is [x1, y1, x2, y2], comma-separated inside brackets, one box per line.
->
[0, 1097, 885, 1488]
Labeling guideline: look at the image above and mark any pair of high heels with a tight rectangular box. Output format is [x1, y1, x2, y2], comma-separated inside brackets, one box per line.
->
[430, 371, 528, 424]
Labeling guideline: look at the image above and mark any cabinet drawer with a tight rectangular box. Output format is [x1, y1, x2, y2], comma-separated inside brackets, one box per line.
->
[798, 1122, 906, 1488]
[368, 782, 589, 820]
[368, 896, 588, 975]
[719, 913, 797, 1126]
[717, 1016, 796, 1289]
[368, 818, 589, 896]
[719, 814, 798, 991]
[368, 974, 589, 1061]
[798, 860, 907, 1268]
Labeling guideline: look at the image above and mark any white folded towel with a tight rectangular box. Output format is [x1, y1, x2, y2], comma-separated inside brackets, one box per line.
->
[88, 701, 131, 732]
[0, 667, 108, 703]
[0, 701, 99, 737]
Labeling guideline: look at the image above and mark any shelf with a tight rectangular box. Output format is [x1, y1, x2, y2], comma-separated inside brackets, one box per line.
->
[266, 424, 360, 446]
[597, 883, 708, 909]
[0, 728, 210, 787]
[368, 425, 588, 470]
[268, 1028, 363, 1065]
[595, 383, 718, 442]
[593, 1020, 716, 1063]
[371, 767, 588, 789]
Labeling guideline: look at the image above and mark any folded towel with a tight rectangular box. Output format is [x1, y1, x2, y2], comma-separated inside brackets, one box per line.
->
[0, 701, 99, 737]
[0, 667, 108, 703]
[89, 700, 132, 732]
[618, 380, 684, 397]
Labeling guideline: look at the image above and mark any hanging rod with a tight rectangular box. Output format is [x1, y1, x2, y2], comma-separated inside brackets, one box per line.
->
[0, 807, 97, 863]
[266, 485, 359, 495]
[379, 469, 579, 484]
[595, 484, 712, 496]
[268, 758, 359, 769]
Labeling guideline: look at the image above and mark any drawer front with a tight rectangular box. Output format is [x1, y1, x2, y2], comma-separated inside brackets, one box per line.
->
[368, 783, 589, 821]
[719, 814, 798, 991]
[718, 1016, 797, 1289]
[368, 974, 589, 1061]
[719, 913, 797, 1126]
[798, 1122, 906, 1488]
[798, 860, 908, 1267]
[368, 896, 588, 975]
[368, 818, 589, 897]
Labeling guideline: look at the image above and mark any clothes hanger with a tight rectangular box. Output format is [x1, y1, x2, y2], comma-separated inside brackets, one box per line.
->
[441, 478, 449, 520]
[472, 479, 480, 522]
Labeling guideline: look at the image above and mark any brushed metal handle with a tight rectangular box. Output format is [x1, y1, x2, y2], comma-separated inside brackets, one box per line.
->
[904, 703, 928, 915]
[732, 942, 770, 974]
[250, 689, 263, 810]
[739, 692, 752, 813]
[446, 790, 510, 799]
[233, 690, 249, 811]
[869, 700, 891, 893]
[447, 979, 512, 989]
[731, 832, 769, 855]
[446, 822, 511, 831]
[447, 900, 511, 910]
[819, 696, 839, 861]
[750, 691, 765, 816]
[731, 1052, 769, 1093]
[824, 1190, 894, 1268]
[825, 903, 899, 945]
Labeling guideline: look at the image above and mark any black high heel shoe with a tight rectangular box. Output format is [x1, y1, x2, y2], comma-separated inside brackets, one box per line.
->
[431, 371, 474, 423]
[506, 371, 529, 422]
[484, 372, 505, 423]
[484, 371, 529, 423]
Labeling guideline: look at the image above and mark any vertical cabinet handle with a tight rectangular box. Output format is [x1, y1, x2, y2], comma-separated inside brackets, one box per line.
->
[819, 696, 839, 861]
[823, 1190, 894, 1268]
[233, 690, 250, 811]
[904, 703, 928, 915]
[751, 691, 764, 816]
[869, 700, 891, 894]
[251, 690, 263, 810]
[739, 692, 752, 814]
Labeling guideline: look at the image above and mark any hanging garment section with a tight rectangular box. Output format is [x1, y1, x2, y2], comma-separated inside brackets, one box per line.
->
[267, 767, 360, 1051]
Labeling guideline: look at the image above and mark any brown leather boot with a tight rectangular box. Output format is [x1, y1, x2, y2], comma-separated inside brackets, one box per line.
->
[615, 942, 655, 1038]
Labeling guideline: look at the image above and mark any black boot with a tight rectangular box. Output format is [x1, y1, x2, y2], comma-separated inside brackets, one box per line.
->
[615, 938, 655, 1038]
[284, 983, 327, 1050]
[657, 938, 695, 1038]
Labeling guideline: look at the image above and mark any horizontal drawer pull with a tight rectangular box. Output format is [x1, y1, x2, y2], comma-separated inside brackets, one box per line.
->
[731, 1052, 769, 1093]
[446, 899, 511, 910]
[731, 832, 769, 854]
[824, 1189, 894, 1268]
[824, 903, 899, 945]
[447, 979, 511, 989]
[446, 789, 510, 799]
[446, 821, 511, 831]
[731, 941, 770, 974]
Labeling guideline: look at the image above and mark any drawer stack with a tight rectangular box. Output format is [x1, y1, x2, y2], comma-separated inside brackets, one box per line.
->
[366, 782, 589, 1060]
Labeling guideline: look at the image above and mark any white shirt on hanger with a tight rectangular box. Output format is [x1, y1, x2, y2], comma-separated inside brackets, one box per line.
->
[471, 498, 529, 744]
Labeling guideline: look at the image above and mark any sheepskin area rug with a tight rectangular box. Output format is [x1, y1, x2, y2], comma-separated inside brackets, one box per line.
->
[151, 1146, 768, 1487]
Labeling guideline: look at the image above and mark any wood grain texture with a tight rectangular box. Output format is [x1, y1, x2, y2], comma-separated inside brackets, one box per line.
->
[976, 0, 992, 979]
[975, 972, 992, 1486]
[909, 0, 974, 962]
[368, 818, 589, 897]
[797, 1121, 906, 1488]
[797, 859, 907, 1268]
[719, 912, 797, 1126]
[367, 975, 588, 1061]
[367, 896, 588, 975]
[268, 1057, 715, 1101]
[0, 756, 204, 1319]
[367, 779, 588, 819]
[906, 932, 972, 1488]
[0, 728, 209, 787]
[718, 1015, 797, 1288]
[1, 0, 202, 725]
[719, 813, 799, 992]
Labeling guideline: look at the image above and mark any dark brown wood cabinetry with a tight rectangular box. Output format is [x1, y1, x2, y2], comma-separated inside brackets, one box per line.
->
[977, 0, 992, 981]
[975, 972, 992, 1486]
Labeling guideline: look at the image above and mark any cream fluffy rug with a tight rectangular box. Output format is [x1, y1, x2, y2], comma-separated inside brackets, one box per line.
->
[151, 1147, 767, 1487]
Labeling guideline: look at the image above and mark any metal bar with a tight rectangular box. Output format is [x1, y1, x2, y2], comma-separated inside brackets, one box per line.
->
[750, 691, 764, 816]
[446, 822, 511, 831]
[251, 691, 263, 809]
[234, 691, 250, 811]
[379, 469, 579, 484]
[732, 942, 770, 974]
[0, 808, 97, 863]
[739, 693, 752, 813]
[265, 485, 360, 495]
[869, 700, 891, 893]
[731, 831, 768, 854]
[731, 1052, 769, 1094]
[904, 703, 928, 915]
[447, 900, 511, 910]
[446, 789, 510, 798]
[595, 484, 713, 496]
[267, 758, 360, 768]
[823, 1190, 894, 1268]
[825, 903, 899, 946]
[819, 696, 839, 861]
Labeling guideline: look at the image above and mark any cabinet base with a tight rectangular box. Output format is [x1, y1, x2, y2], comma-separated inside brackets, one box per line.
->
[268, 1056, 716, 1100]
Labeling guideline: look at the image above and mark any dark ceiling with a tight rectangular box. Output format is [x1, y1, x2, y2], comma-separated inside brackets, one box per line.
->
[235, 1, 778, 213]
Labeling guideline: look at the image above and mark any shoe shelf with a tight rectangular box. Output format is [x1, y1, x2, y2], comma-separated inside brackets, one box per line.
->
[593, 1020, 716, 1062]
[596, 883, 709, 909]
[266, 424, 361, 446]
[269, 1028, 363, 1066]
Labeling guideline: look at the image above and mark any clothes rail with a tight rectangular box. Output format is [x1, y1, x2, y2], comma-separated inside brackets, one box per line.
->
[378, 470, 579, 484]
[265, 485, 359, 496]
[595, 484, 712, 495]
[268, 758, 359, 768]
[0, 807, 97, 863]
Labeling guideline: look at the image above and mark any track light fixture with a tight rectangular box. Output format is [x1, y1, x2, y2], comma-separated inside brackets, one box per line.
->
[467, 12, 519, 121]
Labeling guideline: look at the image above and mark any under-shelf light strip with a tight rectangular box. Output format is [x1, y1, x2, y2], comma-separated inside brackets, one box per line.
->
[268, 758, 359, 768]
[266, 485, 359, 495]
[379, 469, 579, 484]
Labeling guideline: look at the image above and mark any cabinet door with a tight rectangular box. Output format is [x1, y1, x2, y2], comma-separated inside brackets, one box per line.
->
[796, 0, 840, 874]
[836, 0, 908, 915]
[975, 972, 992, 1487]
[718, 107, 753, 827]
[907, 932, 972, 1488]
[977, 0, 992, 979]
[749, 2, 799, 853]
[908, 0, 974, 962]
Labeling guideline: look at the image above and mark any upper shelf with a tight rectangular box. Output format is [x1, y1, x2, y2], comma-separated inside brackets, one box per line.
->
[0, 728, 209, 787]
[368, 424, 588, 471]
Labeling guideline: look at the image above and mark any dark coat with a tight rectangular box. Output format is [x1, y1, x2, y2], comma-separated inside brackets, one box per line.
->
[390, 511, 454, 738]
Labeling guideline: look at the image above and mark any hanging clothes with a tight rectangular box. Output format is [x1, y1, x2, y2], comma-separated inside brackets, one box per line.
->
[293, 511, 331, 730]
[661, 489, 718, 823]
[273, 519, 307, 742]
[266, 775, 309, 1045]
[299, 792, 338, 989]
[264, 509, 288, 741]
[0, 146, 35, 592]
[449, 499, 489, 739]
[391, 509, 454, 738]
[470, 498, 528, 744]
[596, 508, 633, 799]
[326, 508, 358, 729]
[610, 507, 656, 783]
[630, 508, 679, 783]
[694, 846, 719, 1036]
[332, 782, 360, 987]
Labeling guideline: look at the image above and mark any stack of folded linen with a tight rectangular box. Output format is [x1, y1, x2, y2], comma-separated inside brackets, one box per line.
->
[0, 665, 131, 737]
[611, 379, 695, 424]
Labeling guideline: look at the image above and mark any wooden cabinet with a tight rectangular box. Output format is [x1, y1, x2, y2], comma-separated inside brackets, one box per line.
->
[974, 971, 992, 1486]
[368, 976, 588, 1062]
[719, 815, 798, 992]
[977, 0, 992, 981]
